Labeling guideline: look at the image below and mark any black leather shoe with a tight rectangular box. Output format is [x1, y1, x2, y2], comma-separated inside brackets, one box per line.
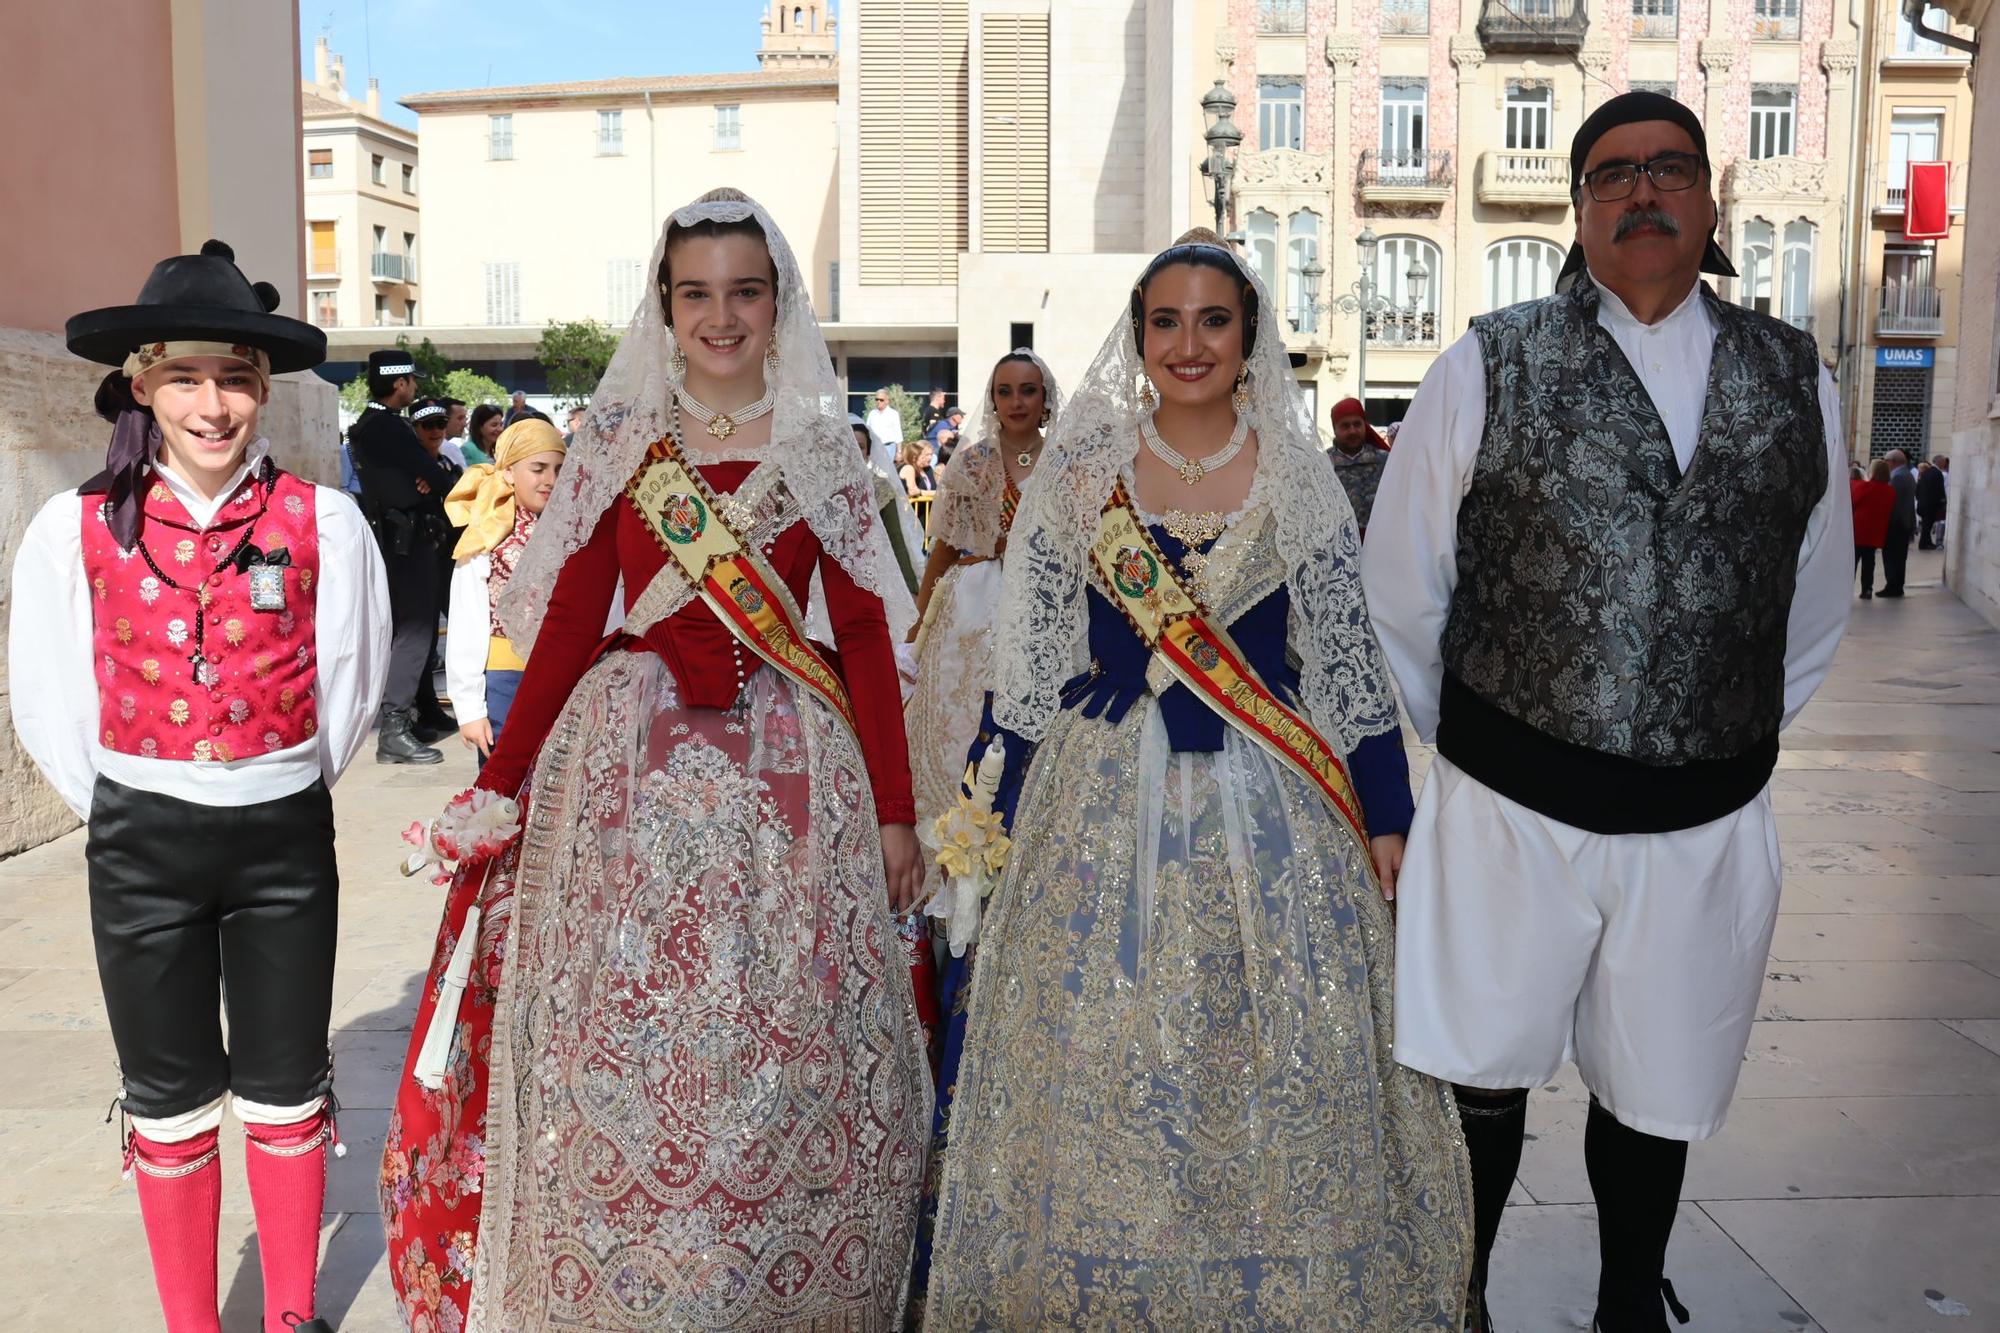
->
[282, 1315, 335, 1332]
[377, 703, 444, 765]
[1464, 1280, 1495, 1333]
[411, 706, 456, 744]
[1592, 1278, 1689, 1333]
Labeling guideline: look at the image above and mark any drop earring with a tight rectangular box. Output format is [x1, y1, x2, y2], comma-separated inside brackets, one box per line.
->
[1039, 405, 1052, 426]
[1231, 367, 1250, 415]
[1138, 377, 1158, 410]
[766, 339, 781, 370]
[669, 335, 687, 378]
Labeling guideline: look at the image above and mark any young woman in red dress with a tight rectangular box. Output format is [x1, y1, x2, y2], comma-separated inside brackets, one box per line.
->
[379, 189, 932, 1332]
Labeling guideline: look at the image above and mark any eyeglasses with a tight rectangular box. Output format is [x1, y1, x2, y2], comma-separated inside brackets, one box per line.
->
[1579, 151, 1703, 202]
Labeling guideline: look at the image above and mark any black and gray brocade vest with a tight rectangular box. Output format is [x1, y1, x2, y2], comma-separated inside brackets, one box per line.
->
[1437, 275, 1825, 828]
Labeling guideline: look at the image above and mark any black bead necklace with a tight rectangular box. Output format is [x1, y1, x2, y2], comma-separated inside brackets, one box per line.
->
[128, 463, 274, 689]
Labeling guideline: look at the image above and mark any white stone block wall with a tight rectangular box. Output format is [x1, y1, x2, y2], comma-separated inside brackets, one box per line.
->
[0, 329, 340, 856]
[1944, 28, 1999, 630]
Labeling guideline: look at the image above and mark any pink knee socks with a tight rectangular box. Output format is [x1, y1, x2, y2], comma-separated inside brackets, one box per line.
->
[242, 1114, 329, 1333]
[131, 1128, 223, 1333]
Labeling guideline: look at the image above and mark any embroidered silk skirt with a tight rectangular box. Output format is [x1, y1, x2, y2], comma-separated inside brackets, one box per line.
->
[383, 649, 932, 1332]
[926, 700, 1474, 1329]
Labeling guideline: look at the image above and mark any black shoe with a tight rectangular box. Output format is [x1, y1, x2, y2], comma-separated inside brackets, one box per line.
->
[1592, 1278, 1689, 1333]
[411, 707, 457, 744]
[1880, 588, 1906, 598]
[1464, 1279, 1495, 1333]
[377, 703, 444, 765]
[282, 1315, 335, 1332]
[1860, 588, 1873, 599]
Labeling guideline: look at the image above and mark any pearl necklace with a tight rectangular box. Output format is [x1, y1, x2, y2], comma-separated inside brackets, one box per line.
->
[1140, 409, 1249, 486]
[675, 383, 774, 440]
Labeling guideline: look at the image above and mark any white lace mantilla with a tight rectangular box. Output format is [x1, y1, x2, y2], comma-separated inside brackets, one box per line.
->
[990, 246, 1400, 755]
[497, 193, 916, 650]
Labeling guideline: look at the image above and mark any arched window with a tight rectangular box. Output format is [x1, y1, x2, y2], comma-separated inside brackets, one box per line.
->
[1369, 235, 1442, 347]
[1286, 209, 1321, 331]
[1739, 218, 1774, 315]
[1781, 219, 1815, 332]
[1484, 237, 1563, 311]
[1247, 210, 1280, 301]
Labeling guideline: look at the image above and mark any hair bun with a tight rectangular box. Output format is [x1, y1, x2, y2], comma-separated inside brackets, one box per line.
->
[1172, 226, 1229, 248]
[252, 281, 282, 312]
[200, 238, 237, 261]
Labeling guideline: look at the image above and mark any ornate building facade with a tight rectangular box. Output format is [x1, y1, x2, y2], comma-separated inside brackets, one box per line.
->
[1203, 0, 1865, 433]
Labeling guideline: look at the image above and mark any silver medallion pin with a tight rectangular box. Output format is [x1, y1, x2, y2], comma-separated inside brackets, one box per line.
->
[249, 564, 287, 613]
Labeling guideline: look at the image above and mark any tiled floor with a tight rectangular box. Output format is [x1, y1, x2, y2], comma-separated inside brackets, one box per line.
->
[2, 548, 1995, 1331]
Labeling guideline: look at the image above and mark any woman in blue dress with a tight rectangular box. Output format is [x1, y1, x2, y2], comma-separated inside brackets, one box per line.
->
[924, 230, 1473, 1328]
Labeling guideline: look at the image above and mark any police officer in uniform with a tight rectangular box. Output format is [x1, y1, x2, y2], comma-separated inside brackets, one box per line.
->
[348, 349, 451, 763]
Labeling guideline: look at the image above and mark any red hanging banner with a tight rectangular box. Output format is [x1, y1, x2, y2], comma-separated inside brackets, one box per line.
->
[1905, 161, 1952, 241]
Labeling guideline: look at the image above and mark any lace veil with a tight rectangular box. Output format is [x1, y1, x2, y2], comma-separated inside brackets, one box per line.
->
[497, 190, 917, 647]
[989, 236, 1401, 754]
[935, 348, 1063, 557]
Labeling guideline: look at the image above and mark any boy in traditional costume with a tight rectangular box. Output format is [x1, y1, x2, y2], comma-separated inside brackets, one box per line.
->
[9, 240, 391, 1333]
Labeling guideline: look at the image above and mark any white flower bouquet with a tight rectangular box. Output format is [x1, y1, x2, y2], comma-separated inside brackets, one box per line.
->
[926, 737, 1011, 958]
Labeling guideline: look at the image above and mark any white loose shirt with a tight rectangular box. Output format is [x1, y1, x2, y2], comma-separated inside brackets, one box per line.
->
[1362, 276, 1852, 746]
[9, 439, 393, 818]
[445, 553, 495, 725]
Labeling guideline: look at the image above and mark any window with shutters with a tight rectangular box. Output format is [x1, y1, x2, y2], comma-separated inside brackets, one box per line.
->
[1504, 82, 1553, 157]
[484, 262, 522, 324]
[310, 290, 337, 327]
[715, 104, 742, 150]
[1286, 210, 1320, 331]
[402, 162, 416, 193]
[1259, 79, 1304, 151]
[308, 221, 337, 276]
[980, 11, 1049, 253]
[1781, 220, 1815, 331]
[605, 258, 644, 322]
[1739, 218, 1775, 313]
[308, 149, 333, 179]
[859, 0, 970, 284]
[488, 115, 514, 160]
[374, 293, 389, 326]
[1749, 87, 1795, 159]
[1887, 111, 1943, 208]
[1247, 211, 1280, 298]
[371, 154, 385, 185]
[598, 110, 624, 156]
[1484, 238, 1563, 310]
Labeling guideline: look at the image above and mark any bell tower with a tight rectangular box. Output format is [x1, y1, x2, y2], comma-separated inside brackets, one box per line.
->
[757, 0, 837, 69]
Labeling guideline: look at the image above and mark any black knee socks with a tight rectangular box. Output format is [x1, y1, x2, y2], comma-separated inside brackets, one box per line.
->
[1453, 1085, 1529, 1297]
[1584, 1097, 1690, 1328]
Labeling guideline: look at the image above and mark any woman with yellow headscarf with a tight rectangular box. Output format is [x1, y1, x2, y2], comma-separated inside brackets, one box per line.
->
[441, 417, 565, 759]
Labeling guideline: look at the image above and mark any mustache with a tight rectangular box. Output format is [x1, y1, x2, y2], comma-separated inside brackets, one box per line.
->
[1614, 207, 1682, 241]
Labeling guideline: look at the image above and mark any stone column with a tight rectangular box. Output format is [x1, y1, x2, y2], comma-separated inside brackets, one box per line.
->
[1822, 37, 1861, 393]
[1452, 35, 1488, 335]
[1701, 35, 1743, 294]
[1579, 38, 1616, 113]
[1328, 31, 1364, 393]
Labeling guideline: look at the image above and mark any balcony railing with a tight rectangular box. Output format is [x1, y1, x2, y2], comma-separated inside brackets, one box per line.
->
[1476, 149, 1571, 207]
[1630, 10, 1678, 38]
[1477, 0, 1589, 50]
[1382, 0, 1430, 34]
[370, 252, 409, 283]
[1257, 0, 1306, 32]
[1367, 309, 1441, 349]
[1360, 148, 1454, 196]
[1875, 285, 1945, 337]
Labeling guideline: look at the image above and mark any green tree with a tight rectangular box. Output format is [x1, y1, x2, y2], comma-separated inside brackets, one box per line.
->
[880, 383, 921, 451]
[441, 367, 508, 409]
[536, 319, 621, 407]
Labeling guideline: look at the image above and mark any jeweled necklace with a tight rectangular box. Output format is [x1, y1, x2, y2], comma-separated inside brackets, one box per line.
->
[1140, 409, 1249, 486]
[675, 382, 774, 440]
[1003, 433, 1042, 469]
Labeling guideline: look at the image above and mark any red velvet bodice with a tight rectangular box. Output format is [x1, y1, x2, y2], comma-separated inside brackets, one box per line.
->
[475, 462, 915, 823]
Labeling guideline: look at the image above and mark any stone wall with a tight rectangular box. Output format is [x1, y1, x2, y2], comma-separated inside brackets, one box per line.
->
[1944, 30, 1999, 629]
[0, 327, 341, 857]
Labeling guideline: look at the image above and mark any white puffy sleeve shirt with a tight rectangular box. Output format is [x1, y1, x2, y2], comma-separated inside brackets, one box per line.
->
[8, 466, 392, 818]
[445, 553, 494, 726]
[1361, 279, 1852, 745]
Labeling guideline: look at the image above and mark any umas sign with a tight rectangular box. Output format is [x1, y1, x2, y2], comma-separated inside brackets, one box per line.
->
[1877, 347, 1935, 369]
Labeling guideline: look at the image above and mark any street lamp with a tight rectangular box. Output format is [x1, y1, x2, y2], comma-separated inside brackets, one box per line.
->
[1297, 228, 1431, 412]
[1198, 80, 1243, 233]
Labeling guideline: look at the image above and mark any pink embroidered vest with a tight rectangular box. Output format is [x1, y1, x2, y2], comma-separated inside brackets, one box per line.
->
[81, 465, 322, 763]
[485, 508, 536, 640]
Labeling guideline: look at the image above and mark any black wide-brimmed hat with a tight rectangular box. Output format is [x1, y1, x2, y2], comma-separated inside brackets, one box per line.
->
[66, 239, 326, 374]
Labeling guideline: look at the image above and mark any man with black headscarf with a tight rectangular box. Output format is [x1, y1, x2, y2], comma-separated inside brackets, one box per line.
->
[1364, 93, 1851, 1331]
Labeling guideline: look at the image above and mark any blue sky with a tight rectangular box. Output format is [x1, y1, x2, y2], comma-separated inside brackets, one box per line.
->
[301, 0, 785, 127]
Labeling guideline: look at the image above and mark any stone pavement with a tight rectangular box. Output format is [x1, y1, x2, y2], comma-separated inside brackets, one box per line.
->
[0, 547, 1996, 1331]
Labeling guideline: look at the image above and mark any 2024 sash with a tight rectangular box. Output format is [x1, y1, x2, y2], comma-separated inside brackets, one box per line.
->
[1089, 484, 1372, 857]
[626, 434, 859, 741]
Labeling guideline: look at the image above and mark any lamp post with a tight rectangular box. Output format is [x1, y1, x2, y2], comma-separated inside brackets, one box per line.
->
[1199, 80, 1243, 233]
[1298, 227, 1430, 414]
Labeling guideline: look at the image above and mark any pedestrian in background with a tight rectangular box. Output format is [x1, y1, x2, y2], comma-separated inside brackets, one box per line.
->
[1882, 447, 1917, 597]
[1328, 395, 1391, 535]
[1851, 457, 1894, 599]
[1917, 455, 1947, 550]
[467, 402, 505, 465]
